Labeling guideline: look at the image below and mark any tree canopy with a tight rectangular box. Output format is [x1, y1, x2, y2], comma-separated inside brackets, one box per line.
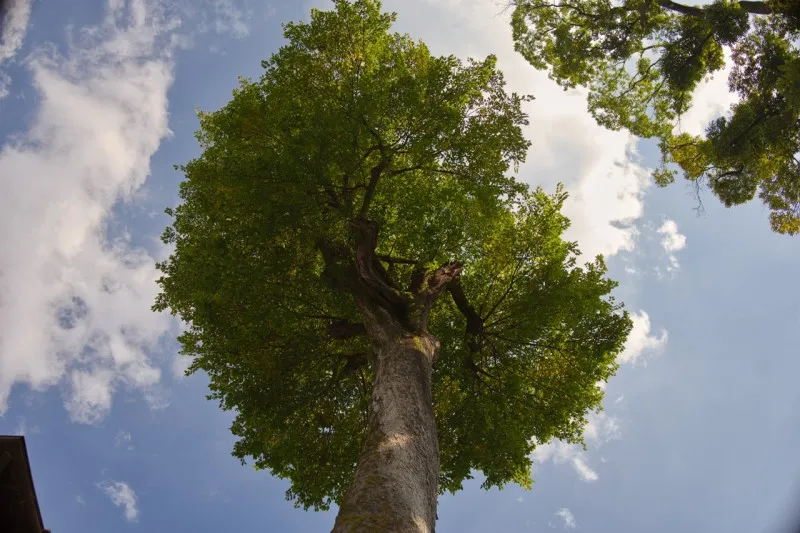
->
[511, 0, 800, 234]
[153, 0, 632, 513]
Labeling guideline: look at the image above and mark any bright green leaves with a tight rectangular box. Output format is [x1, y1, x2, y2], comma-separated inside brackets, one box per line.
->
[512, 0, 656, 89]
[154, 0, 631, 511]
[512, 0, 800, 234]
[428, 187, 630, 494]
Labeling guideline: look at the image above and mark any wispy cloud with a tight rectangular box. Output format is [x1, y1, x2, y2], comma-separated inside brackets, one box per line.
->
[177, 0, 255, 41]
[13, 416, 40, 435]
[213, 0, 250, 38]
[98, 480, 139, 521]
[657, 219, 687, 274]
[0, 0, 32, 97]
[115, 430, 134, 450]
[556, 508, 577, 529]
[571, 457, 598, 482]
[618, 311, 669, 365]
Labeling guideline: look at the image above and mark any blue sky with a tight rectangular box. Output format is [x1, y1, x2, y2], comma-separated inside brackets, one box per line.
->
[1, 0, 799, 531]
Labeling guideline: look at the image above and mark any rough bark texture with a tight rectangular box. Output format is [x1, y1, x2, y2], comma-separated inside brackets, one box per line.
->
[331, 304, 440, 533]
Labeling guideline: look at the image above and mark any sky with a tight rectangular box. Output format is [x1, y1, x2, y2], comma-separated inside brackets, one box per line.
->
[0, 0, 799, 531]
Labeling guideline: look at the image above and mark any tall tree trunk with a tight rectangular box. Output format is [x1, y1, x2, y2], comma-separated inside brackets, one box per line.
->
[331, 323, 440, 532]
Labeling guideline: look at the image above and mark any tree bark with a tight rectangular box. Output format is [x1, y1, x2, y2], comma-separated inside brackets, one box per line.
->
[331, 308, 440, 533]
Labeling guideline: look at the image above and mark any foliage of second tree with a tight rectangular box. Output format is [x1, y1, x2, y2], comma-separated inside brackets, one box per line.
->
[153, 0, 632, 511]
[512, 0, 800, 234]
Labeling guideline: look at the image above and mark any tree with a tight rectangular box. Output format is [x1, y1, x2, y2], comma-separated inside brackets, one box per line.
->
[511, 0, 800, 234]
[153, 1, 632, 531]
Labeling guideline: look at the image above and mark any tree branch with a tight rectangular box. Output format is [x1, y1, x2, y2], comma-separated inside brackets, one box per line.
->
[351, 217, 410, 315]
[448, 278, 484, 353]
[657, 0, 704, 17]
[359, 158, 389, 218]
[483, 255, 527, 322]
[447, 280, 483, 336]
[737, 1, 770, 15]
[658, 0, 769, 17]
[327, 319, 367, 340]
[419, 262, 463, 299]
[408, 262, 463, 332]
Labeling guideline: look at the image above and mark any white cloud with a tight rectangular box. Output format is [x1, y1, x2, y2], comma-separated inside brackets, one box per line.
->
[0, 0, 182, 422]
[571, 457, 598, 482]
[13, 416, 40, 435]
[556, 508, 577, 529]
[115, 429, 134, 450]
[0, 0, 32, 98]
[76, 494, 86, 505]
[582, 411, 621, 444]
[0, 70, 10, 98]
[0, 0, 31, 62]
[171, 355, 193, 378]
[213, 0, 250, 38]
[0, 0, 281, 424]
[532, 411, 620, 482]
[618, 311, 668, 365]
[98, 480, 139, 522]
[657, 219, 687, 273]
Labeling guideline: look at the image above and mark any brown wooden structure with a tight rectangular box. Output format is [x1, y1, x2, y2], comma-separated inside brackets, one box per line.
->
[0, 436, 49, 533]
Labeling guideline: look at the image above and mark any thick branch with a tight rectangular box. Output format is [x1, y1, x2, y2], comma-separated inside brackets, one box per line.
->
[406, 262, 463, 332]
[657, 0, 769, 17]
[737, 1, 770, 15]
[359, 158, 389, 218]
[351, 217, 410, 316]
[657, 0, 704, 16]
[328, 319, 367, 340]
[447, 279, 483, 337]
[448, 278, 486, 354]
[419, 262, 463, 299]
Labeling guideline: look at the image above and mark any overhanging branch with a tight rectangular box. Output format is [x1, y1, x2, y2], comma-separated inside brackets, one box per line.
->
[737, 1, 770, 15]
[657, 0, 704, 16]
